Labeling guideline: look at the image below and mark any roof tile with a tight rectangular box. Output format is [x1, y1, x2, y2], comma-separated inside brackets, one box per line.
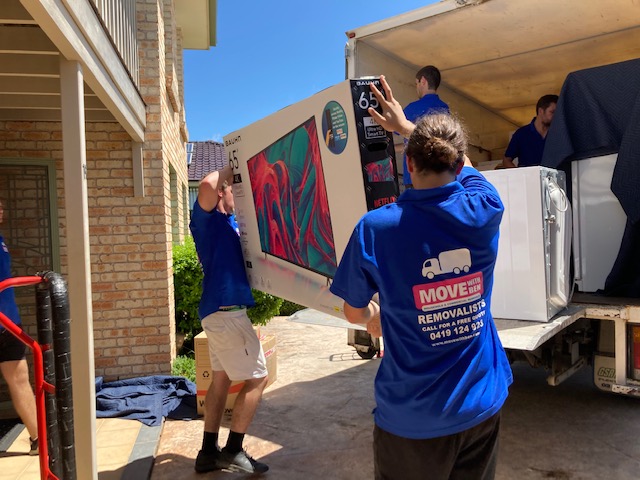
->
[187, 141, 226, 181]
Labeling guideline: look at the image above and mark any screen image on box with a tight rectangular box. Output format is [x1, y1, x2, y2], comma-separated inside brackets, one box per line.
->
[247, 117, 338, 278]
[365, 157, 395, 183]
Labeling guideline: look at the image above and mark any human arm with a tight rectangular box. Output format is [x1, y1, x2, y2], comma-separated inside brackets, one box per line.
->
[367, 75, 416, 138]
[343, 300, 381, 338]
[502, 156, 517, 168]
[502, 131, 520, 168]
[197, 164, 233, 212]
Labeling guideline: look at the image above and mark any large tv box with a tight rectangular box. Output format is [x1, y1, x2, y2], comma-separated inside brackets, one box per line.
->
[224, 78, 399, 318]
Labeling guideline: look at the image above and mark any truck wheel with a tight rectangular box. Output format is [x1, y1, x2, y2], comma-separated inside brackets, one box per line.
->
[463, 265, 470, 273]
[453, 267, 461, 274]
[427, 272, 435, 279]
[357, 347, 378, 359]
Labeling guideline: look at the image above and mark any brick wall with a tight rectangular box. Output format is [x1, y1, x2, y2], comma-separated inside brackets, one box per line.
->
[0, 0, 193, 392]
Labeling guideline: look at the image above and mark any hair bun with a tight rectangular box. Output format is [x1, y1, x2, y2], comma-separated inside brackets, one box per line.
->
[406, 114, 467, 174]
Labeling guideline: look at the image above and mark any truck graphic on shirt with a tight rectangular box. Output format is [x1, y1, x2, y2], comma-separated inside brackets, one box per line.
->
[421, 248, 472, 279]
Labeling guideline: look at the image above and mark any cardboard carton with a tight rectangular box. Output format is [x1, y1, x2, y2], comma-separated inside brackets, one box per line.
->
[223, 78, 399, 320]
[195, 330, 277, 415]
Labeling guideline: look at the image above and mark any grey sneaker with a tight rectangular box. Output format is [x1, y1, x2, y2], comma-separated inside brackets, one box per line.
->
[194, 448, 223, 473]
[220, 447, 269, 474]
[29, 437, 38, 456]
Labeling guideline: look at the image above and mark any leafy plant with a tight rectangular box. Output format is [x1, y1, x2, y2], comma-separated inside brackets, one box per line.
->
[248, 290, 283, 326]
[172, 355, 196, 382]
[279, 299, 306, 316]
[173, 236, 203, 335]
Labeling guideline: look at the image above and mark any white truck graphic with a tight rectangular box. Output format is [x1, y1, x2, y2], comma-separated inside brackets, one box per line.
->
[421, 248, 471, 279]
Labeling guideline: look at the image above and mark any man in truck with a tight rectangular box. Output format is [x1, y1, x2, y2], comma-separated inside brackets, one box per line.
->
[402, 65, 449, 188]
[502, 94, 558, 168]
[330, 76, 512, 480]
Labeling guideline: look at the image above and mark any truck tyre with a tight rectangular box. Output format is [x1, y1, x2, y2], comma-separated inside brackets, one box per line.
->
[357, 347, 378, 359]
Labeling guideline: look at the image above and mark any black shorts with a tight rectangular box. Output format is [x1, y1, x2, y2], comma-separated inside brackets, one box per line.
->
[0, 330, 27, 362]
[374, 412, 501, 480]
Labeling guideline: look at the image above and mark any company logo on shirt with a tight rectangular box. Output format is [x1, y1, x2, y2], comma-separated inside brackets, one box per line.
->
[413, 248, 483, 312]
[413, 272, 484, 311]
[1, 241, 7, 253]
[420, 248, 471, 279]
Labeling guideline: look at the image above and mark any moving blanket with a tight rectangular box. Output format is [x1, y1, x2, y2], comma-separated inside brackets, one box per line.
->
[95, 375, 197, 426]
[542, 58, 640, 297]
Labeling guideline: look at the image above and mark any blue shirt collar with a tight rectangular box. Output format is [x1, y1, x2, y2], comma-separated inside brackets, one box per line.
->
[397, 181, 463, 203]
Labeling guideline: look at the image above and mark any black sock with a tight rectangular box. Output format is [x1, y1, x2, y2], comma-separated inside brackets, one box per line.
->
[225, 431, 245, 453]
[202, 431, 219, 453]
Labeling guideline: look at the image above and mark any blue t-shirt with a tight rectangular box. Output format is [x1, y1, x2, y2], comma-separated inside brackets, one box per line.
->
[189, 201, 254, 320]
[0, 236, 21, 329]
[504, 118, 546, 167]
[402, 94, 450, 186]
[330, 167, 512, 439]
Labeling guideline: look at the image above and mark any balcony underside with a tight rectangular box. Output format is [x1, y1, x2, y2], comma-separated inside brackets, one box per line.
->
[0, 0, 145, 141]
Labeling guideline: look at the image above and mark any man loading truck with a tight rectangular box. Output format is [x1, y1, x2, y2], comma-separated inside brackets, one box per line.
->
[331, 77, 511, 480]
[501, 94, 558, 168]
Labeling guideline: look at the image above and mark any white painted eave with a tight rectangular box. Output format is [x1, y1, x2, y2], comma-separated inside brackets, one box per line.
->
[175, 0, 217, 50]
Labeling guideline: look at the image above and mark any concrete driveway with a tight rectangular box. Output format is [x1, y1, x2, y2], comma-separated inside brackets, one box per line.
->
[150, 316, 640, 479]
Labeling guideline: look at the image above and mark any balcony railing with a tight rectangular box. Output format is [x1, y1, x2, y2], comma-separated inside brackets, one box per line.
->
[90, 0, 139, 87]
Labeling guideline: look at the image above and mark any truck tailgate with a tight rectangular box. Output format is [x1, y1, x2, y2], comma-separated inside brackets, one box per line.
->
[495, 304, 586, 351]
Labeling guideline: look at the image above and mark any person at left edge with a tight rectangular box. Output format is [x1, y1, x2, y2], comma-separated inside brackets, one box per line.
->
[0, 200, 39, 456]
[189, 164, 269, 475]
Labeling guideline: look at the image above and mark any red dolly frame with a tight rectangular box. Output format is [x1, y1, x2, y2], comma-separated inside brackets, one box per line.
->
[0, 276, 60, 480]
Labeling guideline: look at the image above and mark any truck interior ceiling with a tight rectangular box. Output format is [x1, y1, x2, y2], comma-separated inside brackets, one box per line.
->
[348, 0, 640, 161]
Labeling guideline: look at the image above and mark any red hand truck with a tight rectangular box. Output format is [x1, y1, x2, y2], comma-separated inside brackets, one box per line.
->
[0, 273, 76, 480]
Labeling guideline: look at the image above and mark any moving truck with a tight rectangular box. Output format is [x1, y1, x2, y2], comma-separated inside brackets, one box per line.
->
[340, 0, 640, 396]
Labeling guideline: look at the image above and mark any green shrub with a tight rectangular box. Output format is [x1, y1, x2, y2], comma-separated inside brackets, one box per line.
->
[172, 355, 196, 383]
[279, 299, 306, 316]
[248, 290, 283, 326]
[173, 236, 203, 335]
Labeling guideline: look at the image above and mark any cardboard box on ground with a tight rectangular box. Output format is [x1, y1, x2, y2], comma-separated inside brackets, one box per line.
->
[195, 328, 277, 415]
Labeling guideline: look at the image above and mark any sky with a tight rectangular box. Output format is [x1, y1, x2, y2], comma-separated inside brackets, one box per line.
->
[183, 0, 438, 142]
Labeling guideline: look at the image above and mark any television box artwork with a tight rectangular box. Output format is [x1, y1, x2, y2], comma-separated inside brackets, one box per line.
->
[224, 78, 399, 319]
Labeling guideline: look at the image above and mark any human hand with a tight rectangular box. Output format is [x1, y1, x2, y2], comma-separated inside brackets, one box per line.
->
[367, 75, 415, 138]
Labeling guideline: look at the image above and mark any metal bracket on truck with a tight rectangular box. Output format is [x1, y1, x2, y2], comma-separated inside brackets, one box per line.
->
[498, 301, 640, 394]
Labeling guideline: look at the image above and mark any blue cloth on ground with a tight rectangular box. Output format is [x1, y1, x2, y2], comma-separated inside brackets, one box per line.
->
[95, 375, 197, 426]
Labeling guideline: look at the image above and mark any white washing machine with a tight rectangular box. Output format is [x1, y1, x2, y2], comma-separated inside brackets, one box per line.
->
[483, 166, 572, 322]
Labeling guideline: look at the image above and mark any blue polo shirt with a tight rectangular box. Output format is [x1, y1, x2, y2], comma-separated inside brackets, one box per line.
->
[402, 94, 449, 186]
[189, 201, 255, 319]
[0, 236, 21, 329]
[504, 118, 546, 167]
[330, 167, 512, 439]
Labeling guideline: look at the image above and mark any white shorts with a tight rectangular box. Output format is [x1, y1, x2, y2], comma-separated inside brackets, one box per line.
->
[201, 309, 267, 381]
